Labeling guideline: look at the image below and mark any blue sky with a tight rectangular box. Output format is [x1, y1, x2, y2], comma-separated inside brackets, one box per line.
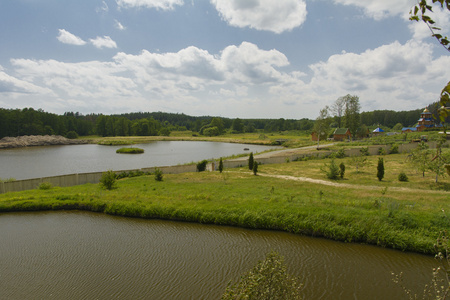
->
[1, 0, 449, 119]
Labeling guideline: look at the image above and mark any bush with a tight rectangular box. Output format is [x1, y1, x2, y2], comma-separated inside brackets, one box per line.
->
[218, 157, 224, 173]
[100, 170, 117, 190]
[325, 159, 340, 180]
[377, 158, 385, 181]
[378, 147, 386, 155]
[66, 131, 78, 139]
[360, 147, 369, 156]
[339, 162, 345, 179]
[336, 148, 346, 158]
[390, 144, 399, 154]
[197, 160, 208, 172]
[398, 172, 408, 182]
[221, 251, 302, 300]
[38, 182, 53, 190]
[154, 168, 163, 181]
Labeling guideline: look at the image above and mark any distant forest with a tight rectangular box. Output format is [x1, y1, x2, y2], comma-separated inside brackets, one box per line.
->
[0, 103, 446, 139]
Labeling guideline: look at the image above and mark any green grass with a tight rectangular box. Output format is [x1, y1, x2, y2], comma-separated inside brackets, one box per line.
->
[116, 147, 144, 154]
[0, 152, 448, 255]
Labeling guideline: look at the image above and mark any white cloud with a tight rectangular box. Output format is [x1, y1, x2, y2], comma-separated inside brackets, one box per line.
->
[211, 0, 307, 33]
[116, 0, 184, 10]
[115, 20, 126, 30]
[332, 0, 415, 20]
[96, 1, 109, 13]
[0, 65, 55, 96]
[90, 36, 118, 49]
[56, 29, 86, 46]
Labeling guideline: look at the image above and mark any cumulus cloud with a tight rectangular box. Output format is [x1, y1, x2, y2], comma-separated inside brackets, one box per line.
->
[57, 29, 86, 46]
[90, 36, 118, 49]
[211, 0, 307, 33]
[0, 65, 54, 95]
[116, 0, 184, 10]
[332, 0, 415, 20]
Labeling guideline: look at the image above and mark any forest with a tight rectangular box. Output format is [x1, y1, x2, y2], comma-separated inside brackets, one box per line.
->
[0, 103, 446, 139]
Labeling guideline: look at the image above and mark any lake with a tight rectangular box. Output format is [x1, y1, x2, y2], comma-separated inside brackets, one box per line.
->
[0, 211, 437, 299]
[0, 141, 279, 180]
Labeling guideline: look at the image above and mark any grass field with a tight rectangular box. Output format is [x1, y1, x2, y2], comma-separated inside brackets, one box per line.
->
[0, 151, 448, 255]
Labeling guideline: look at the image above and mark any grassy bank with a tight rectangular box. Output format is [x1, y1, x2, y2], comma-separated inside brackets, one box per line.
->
[0, 152, 448, 255]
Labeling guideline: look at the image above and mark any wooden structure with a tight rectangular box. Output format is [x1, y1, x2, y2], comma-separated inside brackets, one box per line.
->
[332, 128, 351, 141]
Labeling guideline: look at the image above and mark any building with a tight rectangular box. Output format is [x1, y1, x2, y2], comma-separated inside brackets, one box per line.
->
[332, 128, 351, 141]
[372, 127, 385, 136]
[416, 108, 435, 132]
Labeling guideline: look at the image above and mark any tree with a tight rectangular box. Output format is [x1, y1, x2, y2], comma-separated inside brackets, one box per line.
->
[410, 141, 431, 177]
[331, 96, 346, 128]
[100, 170, 117, 190]
[221, 251, 302, 300]
[232, 118, 244, 133]
[350, 154, 367, 173]
[248, 152, 254, 170]
[410, 0, 450, 124]
[377, 158, 385, 181]
[154, 168, 163, 181]
[339, 162, 346, 179]
[252, 160, 258, 175]
[313, 106, 331, 149]
[218, 157, 224, 173]
[324, 159, 340, 180]
[342, 94, 361, 139]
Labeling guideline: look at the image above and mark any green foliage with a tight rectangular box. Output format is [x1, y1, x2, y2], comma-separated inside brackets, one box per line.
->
[253, 161, 258, 175]
[116, 147, 144, 154]
[248, 152, 254, 170]
[378, 147, 386, 155]
[360, 147, 369, 156]
[66, 131, 79, 139]
[154, 168, 163, 181]
[221, 251, 302, 300]
[377, 158, 385, 181]
[324, 159, 340, 180]
[99, 170, 117, 190]
[197, 160, 208, 172]
[38, 182, 53, 190]
[218, 157, 224, 173]
[398, 172, 408, 182]
[339, 162, 345, 179]
[390, 144, 399, 154]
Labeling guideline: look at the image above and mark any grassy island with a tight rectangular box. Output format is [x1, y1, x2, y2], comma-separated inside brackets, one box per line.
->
[116, 147, 144, 154]
[0, 151, 448, 255]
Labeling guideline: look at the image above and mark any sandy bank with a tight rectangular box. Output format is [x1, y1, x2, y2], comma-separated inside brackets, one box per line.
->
[0, 135, 88, 149]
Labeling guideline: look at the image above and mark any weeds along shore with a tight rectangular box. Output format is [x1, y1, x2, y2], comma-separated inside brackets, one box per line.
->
[1, 152, 449, 255]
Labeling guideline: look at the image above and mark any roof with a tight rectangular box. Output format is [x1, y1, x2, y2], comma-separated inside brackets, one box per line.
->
[333, 128, 350, 135]
[373, 127, 384, 132]
[402, 127, 417, 131]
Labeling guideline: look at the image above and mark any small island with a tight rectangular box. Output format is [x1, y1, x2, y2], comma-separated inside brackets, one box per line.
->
[116, 147, 144, 154]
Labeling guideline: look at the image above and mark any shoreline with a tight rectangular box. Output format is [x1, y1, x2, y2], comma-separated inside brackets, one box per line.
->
[0, 135, 88, 149]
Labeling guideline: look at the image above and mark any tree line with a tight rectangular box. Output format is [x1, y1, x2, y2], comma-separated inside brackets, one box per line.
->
[0, 103, 446, 139]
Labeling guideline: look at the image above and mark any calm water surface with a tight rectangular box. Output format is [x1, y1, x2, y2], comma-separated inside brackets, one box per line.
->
[0, 211, 437, 299]
[0, 141, 278, 180]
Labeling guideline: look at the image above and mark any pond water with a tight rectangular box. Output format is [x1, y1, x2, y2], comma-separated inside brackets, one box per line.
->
[0, 141, 278, 180]
[0, 211, 438, 299]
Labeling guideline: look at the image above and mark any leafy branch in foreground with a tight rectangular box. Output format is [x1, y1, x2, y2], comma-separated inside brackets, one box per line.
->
[222, 251, 302, 300]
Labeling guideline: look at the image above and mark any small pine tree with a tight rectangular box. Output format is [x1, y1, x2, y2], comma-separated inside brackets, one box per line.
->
[253, 160, 258, 175]
[218, 157, 224, 173]
[377, 157, 385, 181]
[325, 159, 339, 180]
[248, 152, 254, 170]
[339, 162, 345, 179]
[154, 168, 163, 181]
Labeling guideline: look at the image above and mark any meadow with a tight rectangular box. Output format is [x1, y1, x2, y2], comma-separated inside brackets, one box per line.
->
[0, 150, 448, 255]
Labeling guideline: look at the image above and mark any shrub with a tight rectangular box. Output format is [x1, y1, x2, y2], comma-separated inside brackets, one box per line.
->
[253, 161, 258, 175]
[218, 157, 224, 173]
[154, 168, 163, 181]
[390, 144, 399, 154]
[339, 162, 345, 179]
[378, 147, 386, 155]
[335, 148, 346, 158]
[38, 182, 53, 190]
[325, 159, 339, 180]
[360, 147, 369, 156]
[100, 170, 117, 190]
[221, 251, 302, 300]
[248, 152, 254, 170]
[377, 158, 385, 181]
[66, 131, 78, 139]
[197, 160, 208, 172]
[398, 172, 408, 182]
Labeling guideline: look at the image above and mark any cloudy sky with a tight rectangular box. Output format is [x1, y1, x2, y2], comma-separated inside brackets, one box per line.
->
[1, 0, 449, 119]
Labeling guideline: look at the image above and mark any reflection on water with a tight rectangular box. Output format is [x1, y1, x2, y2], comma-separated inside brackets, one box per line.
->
[0, 141, 278, 180]
[0, 212, 437, 299]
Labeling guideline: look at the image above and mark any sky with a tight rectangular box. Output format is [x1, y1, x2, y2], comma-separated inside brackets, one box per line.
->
[0, 0, 449, 119]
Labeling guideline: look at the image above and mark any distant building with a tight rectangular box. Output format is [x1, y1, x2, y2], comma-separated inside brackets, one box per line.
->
[416, 108, 435, 131]
[332, 128, 351, 141]
[401, 127, 417, 133]
[372, 127, 385, 136]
